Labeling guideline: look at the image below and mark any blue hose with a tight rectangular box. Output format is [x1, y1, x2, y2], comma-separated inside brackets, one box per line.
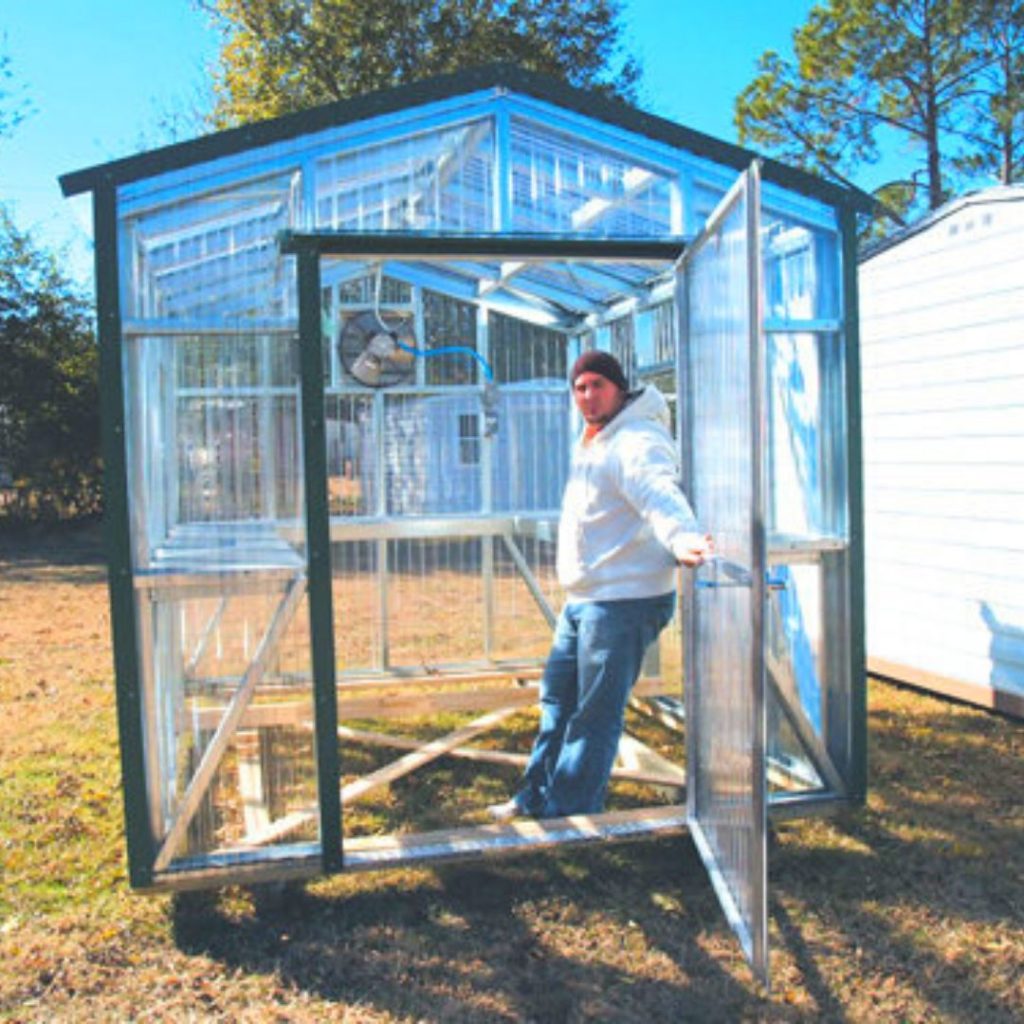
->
[392, 337, 495, 382]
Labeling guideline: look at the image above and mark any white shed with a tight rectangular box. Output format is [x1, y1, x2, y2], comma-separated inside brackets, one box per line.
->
[859, 185, 1024, 717]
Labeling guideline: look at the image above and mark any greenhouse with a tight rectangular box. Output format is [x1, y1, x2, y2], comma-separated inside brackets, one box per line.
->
[62, 64, 871, 984]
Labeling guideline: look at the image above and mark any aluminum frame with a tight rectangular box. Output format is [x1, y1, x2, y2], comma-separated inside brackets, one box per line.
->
[73, 75, 868, 998]
[681, 164, 770, 985]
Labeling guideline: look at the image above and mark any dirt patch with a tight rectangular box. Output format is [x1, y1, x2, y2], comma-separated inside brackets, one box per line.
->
[1, 528, 1022, 1022]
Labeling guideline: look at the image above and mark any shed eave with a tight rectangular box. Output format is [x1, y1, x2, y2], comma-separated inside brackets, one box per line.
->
[859, 183, 1024, 263]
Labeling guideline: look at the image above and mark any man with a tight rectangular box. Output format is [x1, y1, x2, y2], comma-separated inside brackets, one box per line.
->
[489, 350, 713, 821]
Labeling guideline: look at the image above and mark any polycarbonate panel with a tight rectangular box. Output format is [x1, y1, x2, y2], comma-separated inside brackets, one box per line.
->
[315, 118, 494, 233]
[123, 173, 299, 323]
[767, 331, 833, 537]
[762, 211, 840, 322]
[683, 165, 768, 984]
[509, 117, 675, 236]
[766, 563, 826, 792]
[488, 311, 565, 383]
[123, 329, 320, 877]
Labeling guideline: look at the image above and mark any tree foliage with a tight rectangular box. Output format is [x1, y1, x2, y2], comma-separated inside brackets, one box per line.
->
[199, 0, 640, 127]
[954, 0, 1024, 185]
[0, 45, 32, 144]
[734, 0, 1024, 227]
[0, 209, 101, 524]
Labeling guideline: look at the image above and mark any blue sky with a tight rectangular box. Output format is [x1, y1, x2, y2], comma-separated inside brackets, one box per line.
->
[3, 0, 887, 284]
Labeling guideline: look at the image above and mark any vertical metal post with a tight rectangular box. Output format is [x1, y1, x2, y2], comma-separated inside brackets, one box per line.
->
[818, 321, 849, 796]
[261, 334, 277, 520]
[493, 101, 513, 232]
[479, 313, 495, 658]
[839, 204, 868, 805]
[373, 390, 390, 670]
[674, 250, 696, 718]
[94, 183, 155, 888]
[296, 245, 342, 872]
[746, 162, 769, 985]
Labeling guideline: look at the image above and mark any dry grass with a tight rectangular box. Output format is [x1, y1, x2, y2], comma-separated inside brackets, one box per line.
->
[1, 525, 1022, 1023]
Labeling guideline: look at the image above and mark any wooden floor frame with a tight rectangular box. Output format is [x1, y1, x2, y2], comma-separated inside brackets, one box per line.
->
[152, 657, 697, 888]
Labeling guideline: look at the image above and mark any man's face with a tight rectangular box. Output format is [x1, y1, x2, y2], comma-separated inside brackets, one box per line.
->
[573, 371, 626, 428]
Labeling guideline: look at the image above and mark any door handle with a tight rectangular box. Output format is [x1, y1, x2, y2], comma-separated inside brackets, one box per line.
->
[695, 556, 788, 591]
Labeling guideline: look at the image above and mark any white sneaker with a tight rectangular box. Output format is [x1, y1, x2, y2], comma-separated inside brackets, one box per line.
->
[486, 798, 521, 822]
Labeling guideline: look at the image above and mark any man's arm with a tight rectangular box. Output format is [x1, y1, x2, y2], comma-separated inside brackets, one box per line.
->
[617, 434, 714, 567]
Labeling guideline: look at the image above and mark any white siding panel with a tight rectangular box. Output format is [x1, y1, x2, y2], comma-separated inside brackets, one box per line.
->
[869, 535, 1024, 578]
[866, 487, 1024, 521]
[865, 434, 1024, 465]
[868, 617, 1024, 670]
[863, 407, 1024, 440]
[866, 560, 1024, 610]
[860, 291, 1024, 346]
[861, 375, 1024, 415]
[860, 315, 1021, 362]
[864, 582, 1024, 626]
[863, 347, 1024, 388]
[868, 509, 1024, 548]
[868, 630, 1024, 695]
[859, 188, 1024, 704]
[864, 461, 1024, 492]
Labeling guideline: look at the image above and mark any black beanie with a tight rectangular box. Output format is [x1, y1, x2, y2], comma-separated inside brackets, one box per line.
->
[570, 350, 628, 391]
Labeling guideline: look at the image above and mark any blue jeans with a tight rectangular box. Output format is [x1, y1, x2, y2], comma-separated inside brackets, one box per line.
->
[515, 591, 676, 818]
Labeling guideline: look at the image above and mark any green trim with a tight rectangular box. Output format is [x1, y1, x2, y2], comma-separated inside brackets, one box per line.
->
[297, 249, 343, 872]
[280, 230, 685, 260]
[94, 185, 155, 888]
[60, 64, 875, 215]
[840, 204, 868, 805]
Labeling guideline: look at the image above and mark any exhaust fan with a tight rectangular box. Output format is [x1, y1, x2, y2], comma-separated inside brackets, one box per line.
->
[338, 309, 416, 388]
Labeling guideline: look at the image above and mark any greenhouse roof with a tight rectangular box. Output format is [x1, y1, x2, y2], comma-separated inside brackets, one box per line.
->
[60, 63, 874, 214]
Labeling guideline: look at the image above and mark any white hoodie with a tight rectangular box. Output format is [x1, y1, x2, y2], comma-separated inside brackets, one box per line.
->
[557, 384, 700, 601]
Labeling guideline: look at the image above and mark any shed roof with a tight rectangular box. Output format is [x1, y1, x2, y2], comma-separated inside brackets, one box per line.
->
[859, 184, 1024, 262]
[60, 63, 874, 214]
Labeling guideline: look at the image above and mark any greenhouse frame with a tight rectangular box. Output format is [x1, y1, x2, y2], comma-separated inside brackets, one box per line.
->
[62, 65, 872, 984]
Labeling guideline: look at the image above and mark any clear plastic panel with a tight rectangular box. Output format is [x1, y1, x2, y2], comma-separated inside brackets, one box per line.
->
[767, 330, 849, 539]
[509, 117, 675, 236]
[766, 563, 826, 793]
[635, 301, 676, 374]
[762, 212, 840, 322]
[123, 173, 299, 323]
[124, 329, 319, 875]
[315, 118, 494, 233]
[684, 168, 768, 981]
[488, 311, 566, 383]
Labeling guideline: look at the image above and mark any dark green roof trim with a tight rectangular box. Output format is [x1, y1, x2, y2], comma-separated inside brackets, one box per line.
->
[60, 63, 875, 214]
[279, 230, 685, 261]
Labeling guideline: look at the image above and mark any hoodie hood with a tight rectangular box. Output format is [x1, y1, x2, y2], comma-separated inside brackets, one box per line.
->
[592, 385, 672, 442]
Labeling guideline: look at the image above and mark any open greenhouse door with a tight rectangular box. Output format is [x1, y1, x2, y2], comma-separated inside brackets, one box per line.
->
[679, 162, 769, 986]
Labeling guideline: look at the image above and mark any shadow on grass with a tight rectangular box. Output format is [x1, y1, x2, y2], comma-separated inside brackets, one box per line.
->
[170, 685, 1023, 1022]
[172, 839, 769, 1023]
[768, 693, 1024, 1022]
[0, 521, 107, 585]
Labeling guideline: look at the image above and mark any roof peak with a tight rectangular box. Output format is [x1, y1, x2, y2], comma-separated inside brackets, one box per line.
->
[60, 61, 872, 212]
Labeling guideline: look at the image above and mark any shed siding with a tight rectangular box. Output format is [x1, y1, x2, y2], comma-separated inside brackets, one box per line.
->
[859, 190, 1024, 711]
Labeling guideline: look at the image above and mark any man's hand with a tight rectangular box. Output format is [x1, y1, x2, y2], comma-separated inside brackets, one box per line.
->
[677, 532, 715, 568]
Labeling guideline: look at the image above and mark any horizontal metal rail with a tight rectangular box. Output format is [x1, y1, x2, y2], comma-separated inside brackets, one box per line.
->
[279, 230, 685, 263]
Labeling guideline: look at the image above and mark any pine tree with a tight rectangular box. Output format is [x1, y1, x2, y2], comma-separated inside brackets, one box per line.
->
[733, 0, 1023, 227]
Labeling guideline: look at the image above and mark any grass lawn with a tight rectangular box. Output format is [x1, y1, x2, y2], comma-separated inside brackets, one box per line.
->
[0, 525, 1021, 1022]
